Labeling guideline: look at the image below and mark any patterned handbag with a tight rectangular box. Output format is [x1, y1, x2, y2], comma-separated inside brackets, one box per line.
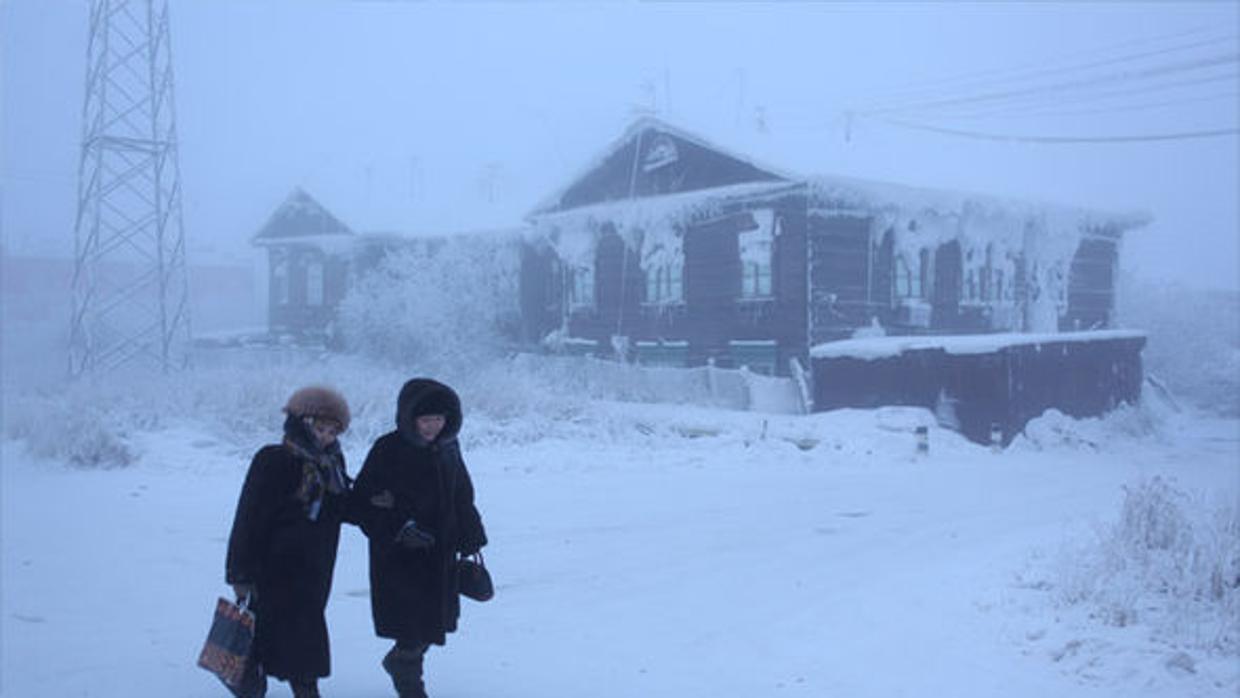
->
[197, 596, 266, 698]
[457, 552, 494, 602]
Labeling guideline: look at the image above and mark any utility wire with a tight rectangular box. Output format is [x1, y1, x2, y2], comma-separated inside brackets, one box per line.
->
[858, 52, 1238, 118]
[998, 90, 1238, 120]
[872, 116, 1240, 144]
[857, 28, 1233, 111]
[921, 71, 1239, 120]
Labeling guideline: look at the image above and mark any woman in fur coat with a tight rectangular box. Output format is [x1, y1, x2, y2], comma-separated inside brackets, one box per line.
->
[226, 386, 353, 698]
[352, 378, 488, 698]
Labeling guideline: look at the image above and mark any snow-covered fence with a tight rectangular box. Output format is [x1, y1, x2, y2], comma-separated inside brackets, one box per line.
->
[508, 353, 803, 414]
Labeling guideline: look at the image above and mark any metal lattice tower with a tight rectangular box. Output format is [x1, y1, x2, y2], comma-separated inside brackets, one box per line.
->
[70, 0, 191, 376]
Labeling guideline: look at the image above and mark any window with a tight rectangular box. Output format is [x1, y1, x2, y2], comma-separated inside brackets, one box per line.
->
[645, 264, 683, 303]
[306, 259, 324, 306]
[741, 260, 772, 298]
[739, 210, 776, 299]
[641, 222, 685, 305]
[919, 248, 930, 298]
[980, 246, 992, 301]
[272, 256, 290, 306]
[964, 248, 980, 302]
[569, 265, 594, 307]
[894, 250, 925, 299]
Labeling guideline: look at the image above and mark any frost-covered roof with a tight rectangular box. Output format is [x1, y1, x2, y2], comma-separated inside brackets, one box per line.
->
[252, 187, 355, 243]
[528, 180, 802, 270]
[807, 174, 1151, 232]
[529, 118, 1149, 237]
[528, 116, 797, 218]
[811, 329, 1147, 361]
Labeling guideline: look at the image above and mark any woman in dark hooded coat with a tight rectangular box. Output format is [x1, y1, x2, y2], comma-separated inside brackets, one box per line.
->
[352, 378, 487, 698]
[225, 386, 353, 698]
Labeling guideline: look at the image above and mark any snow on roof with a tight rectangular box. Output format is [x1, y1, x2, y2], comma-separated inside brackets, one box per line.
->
[252, 187, 354, 242]
[810, 329, 1147, 361]
[251, 232, 356, 255]
[807, 173, 1151, 232]
[529, 180, 801, 269]
[527, 116, 798, 218]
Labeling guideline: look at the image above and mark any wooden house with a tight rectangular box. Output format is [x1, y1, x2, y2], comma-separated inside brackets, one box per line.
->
[519, 118, 1149, 440]
[520, 118, 1147, 376]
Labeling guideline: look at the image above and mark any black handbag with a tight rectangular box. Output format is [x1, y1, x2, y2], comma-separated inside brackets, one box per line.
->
[197, 595, 267, 698]
[457, 552, 494, 602]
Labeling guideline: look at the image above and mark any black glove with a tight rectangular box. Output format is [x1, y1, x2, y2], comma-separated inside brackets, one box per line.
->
[394, 519, 436, 550]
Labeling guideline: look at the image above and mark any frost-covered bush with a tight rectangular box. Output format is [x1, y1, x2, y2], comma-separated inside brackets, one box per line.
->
[3, 394, 136, 467]
[1117, 276, 1240, 416]
[336, 234, 521, 369]
[1, 351, 406, 466]
[3, 350, 600, 465]
[1055, 477, 1240, 654]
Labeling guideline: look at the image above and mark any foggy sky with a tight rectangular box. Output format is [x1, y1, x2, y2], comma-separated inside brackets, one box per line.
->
[2, 1, 1238, 290]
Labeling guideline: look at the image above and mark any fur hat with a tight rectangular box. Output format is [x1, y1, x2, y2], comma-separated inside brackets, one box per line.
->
[396, 378, 462, 443]
[410, 389, 456, 419]
[284, 385, 350, 432]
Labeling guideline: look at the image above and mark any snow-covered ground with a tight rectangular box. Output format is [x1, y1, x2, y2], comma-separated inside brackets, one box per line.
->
[2, 360, 1237, 698]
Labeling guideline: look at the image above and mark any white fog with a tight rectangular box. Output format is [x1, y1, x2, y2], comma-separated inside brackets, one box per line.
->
[1, 2, 1237, 697]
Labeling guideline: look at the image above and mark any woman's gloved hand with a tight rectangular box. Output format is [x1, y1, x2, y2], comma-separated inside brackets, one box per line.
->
[394, 519, 436, 550]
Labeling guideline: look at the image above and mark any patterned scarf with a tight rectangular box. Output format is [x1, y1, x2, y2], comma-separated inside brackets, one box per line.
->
[283, 416, 348, 521]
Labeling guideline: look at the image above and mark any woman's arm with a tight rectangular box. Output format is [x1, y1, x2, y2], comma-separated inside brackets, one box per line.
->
[454, 453, 488, 556]
[350, 442, 405, 542]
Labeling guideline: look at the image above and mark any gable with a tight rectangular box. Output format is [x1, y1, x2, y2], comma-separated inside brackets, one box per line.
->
[253, 187, 354, 243]
[533, 119, 789, 216]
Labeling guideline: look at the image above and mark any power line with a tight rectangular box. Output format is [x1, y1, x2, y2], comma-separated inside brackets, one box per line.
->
[995, 90, 1239, 120]
[872, 115, 1240, 144]
[923, 71, 1239, 120]
[859, 52, 1239, 118]
[857, 28, 1235, 111]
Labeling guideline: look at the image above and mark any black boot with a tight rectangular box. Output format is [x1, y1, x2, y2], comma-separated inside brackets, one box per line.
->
[290, 678, 321, 698]
[381, 644, 428, 698]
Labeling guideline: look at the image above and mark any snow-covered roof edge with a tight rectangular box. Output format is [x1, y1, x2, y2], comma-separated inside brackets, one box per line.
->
[528, 180, 802, 228]
[811, 329, 1148, 361]
[526, 116, 801, 219]
[808, 174, 1151, 232]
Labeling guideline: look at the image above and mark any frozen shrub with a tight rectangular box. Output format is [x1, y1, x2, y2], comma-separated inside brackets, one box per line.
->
[4, 394, 136, 467]
[1054, 477, 1240, 654]
[337, 235, 522, 369]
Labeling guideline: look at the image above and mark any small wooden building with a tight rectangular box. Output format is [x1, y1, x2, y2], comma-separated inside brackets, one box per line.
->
[520, 117, 1148, 379]
[251, 188, 356, 339]
[251, 188, 433, 341]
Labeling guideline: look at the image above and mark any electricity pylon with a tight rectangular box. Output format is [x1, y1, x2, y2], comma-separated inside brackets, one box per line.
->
[69, 0, 191, 376]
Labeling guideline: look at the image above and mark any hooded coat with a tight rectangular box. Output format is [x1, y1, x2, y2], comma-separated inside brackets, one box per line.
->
[225, 415, 351, 681]
[352, 378, 488, 645]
